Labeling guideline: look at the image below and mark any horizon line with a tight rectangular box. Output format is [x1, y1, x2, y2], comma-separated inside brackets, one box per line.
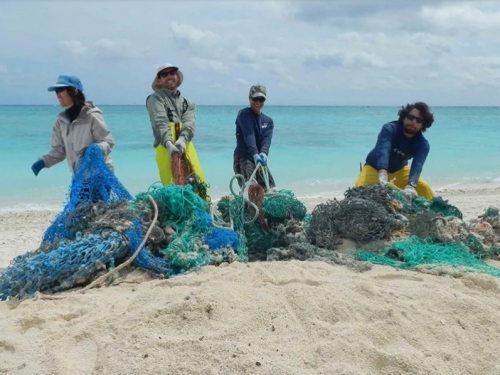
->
[1, 104, 499, 108]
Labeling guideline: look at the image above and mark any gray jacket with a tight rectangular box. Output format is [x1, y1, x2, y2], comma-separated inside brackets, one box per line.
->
[146, 88, 196, 147]
[39, 102, 114, 173]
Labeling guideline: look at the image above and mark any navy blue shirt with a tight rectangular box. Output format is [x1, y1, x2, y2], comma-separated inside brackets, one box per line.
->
[234, 107, 274, 160]
[365, 120, 430, 185]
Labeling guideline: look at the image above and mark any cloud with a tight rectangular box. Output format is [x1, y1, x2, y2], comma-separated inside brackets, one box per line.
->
[59, 40, 88, 56]
[1, 1, 500, 105]
[59, 39, 147, 60]
[421, 3, 500, 34]
[292, 0, 444, 22]
[191, 57, 228, 73]
[170, 22, 217, 49]
[304, 50, 387, 70]
[236, 78, 251, 86]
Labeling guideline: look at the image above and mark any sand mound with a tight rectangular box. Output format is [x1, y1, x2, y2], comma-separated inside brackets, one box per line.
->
[2, 261, 500, 374]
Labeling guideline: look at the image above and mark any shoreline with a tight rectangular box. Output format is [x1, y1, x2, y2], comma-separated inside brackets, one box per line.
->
[1, 186, 499, 269]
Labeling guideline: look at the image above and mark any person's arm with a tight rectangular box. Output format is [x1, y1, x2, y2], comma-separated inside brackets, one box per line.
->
[90, 112, 114, 156]
[146, 94, 172, 147]
[179, 99, 196, 141]
[40, 120, 66, 167]
[259, 117, 274, 155]
[408, 140, 430, 186]
[375, 123, 395, 174]
[237, 110, 259, 156]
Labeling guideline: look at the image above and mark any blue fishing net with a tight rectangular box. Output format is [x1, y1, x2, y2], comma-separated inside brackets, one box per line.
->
[41, 144, 133, 245]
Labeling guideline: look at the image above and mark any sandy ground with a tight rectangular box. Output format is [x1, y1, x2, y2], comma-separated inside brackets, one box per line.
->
[1, 187, 500, 374]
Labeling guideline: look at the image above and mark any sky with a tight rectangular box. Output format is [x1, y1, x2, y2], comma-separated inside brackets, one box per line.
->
[1, 0, 499, 106]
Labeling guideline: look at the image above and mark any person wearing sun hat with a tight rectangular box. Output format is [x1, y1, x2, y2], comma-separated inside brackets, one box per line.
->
[31, 74, 115, 177]
[146, 63, 201, 186]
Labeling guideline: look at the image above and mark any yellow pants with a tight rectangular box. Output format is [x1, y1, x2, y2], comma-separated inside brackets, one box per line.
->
[355, 165, 434, 200]
[155, 144, 207, 186]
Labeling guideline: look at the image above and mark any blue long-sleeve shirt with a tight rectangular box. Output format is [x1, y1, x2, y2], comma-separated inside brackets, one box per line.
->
[365, 120, 430, 186]
[234, 107, 274, 160]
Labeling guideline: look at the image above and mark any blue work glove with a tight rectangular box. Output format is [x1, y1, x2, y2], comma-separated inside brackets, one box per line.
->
[253, 153, 265, 166]
[165, 141, 180, 157]
[31, 160, 45, 176]
[259, 152, 268, 166]
[403, 184, 418, 200]
[175, 135, 187, 155]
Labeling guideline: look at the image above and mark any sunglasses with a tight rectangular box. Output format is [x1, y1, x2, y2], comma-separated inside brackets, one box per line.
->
[55, 87, 68, 94]
[251, 97, 266, 103]
[158, 70, 177, 78]
[406, 114, 423, 124]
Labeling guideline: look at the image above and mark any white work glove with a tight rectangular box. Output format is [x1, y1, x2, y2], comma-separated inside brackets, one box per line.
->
[175, 135, 187, 155]
[378, 172, 388, 186]
[165, 141, 180, 157]
[253, 153, 265, 166]
[259, 152, 268, 166]
[403, 185, 418, 200]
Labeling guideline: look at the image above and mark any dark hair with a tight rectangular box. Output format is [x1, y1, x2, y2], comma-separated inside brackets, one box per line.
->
[66, 87, 86, 107]
[398, 102, 434, 132]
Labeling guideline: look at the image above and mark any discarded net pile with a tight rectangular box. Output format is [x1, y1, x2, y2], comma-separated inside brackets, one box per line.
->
[308, 185, 410, 248]
[0, 145, 140, 300]
[307, 184, 470, 249]
[354, 236, 500, 278]
[129, 183, 243, 275]
[216, 184, 309, 261]
[0, 145, 241, 300]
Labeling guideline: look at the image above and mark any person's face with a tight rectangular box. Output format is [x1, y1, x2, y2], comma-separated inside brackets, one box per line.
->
[249, 96, 265, 113]
[403, 108, 424, 135]
[157, 69, 179, 90]
[55, 87, 75, 109]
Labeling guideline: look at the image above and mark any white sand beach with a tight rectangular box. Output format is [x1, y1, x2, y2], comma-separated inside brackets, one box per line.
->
[1, 186, 500, 374]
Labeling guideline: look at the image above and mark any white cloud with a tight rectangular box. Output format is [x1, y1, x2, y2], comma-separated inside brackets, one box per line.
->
[2, 1, 500, 105]
[59, 39, 147, 60]
[304, 49, 387, 69]
[191, 57, 228, 73]
[94, 39, 144, 59]
[236, 78, 251, 86]
[421, 4, 500, 34]
[170, 22, 217, 48]
[59, 40, 88, 56]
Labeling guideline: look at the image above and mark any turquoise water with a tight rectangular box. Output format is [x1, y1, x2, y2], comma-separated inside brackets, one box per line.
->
[0, 105, 499, 210]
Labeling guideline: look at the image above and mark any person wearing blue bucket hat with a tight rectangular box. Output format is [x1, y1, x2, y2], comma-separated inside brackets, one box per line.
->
[31, 74, 115, 178]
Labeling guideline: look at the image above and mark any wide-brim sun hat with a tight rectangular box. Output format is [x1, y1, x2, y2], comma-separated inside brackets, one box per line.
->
[151, 63, 184, 91]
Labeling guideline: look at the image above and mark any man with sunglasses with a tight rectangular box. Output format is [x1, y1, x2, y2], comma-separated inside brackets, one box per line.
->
[355, 102, 435, 200]
[146, 63, 198, 185]
[233, 84, 276, 190]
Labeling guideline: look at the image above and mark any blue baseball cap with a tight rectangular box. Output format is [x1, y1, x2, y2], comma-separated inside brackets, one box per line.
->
[47, 74, 84, 92]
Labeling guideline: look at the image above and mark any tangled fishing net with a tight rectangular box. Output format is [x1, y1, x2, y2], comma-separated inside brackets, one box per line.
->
[0, 144, 241, 300]
[2, 146, 500, 300]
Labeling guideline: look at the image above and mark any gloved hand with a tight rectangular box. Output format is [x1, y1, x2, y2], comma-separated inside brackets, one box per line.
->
[175, 135, 187, 155]
[31, 160, 45, 176]
[165, 141, 180, 157]
[403, 185, 418, 200]
[378, 172, 388, 186]
[259, 152, 268, 166]
[253, 153, 265, 166]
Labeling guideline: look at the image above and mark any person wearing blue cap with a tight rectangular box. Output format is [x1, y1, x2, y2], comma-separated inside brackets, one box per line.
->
[31, 74, 115, 177]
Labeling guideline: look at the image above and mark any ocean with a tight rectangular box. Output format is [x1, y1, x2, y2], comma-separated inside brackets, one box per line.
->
[0, 105, 499, 211]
